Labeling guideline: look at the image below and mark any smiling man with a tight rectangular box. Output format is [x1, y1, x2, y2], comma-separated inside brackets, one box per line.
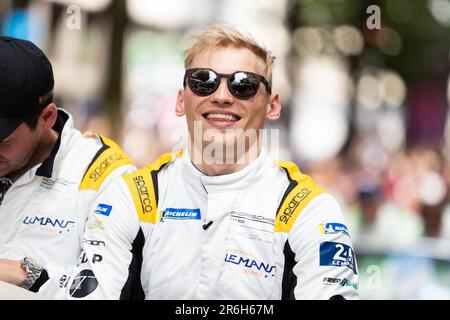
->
[177, 40, 279, 172]
[66, 24, 358, 300]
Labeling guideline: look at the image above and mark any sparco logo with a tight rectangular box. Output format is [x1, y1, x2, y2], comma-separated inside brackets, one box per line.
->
[279, 188, 311, 224]
[90, 152, 124, 182]
[133, 176, 152, 214]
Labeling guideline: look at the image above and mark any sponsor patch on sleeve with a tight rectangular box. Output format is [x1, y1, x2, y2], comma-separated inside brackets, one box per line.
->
[320, 222, 350, 237]
[80, 135, 132, 191]
[274, 161, 325, 233]
[95, 203, 112, 216]
[323, 277, 358, 290]
[123, 169, 157, 223]
[320, 241, 357, 274]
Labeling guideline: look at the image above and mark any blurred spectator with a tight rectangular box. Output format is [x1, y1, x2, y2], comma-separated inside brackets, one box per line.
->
[420, 202, 445, 238]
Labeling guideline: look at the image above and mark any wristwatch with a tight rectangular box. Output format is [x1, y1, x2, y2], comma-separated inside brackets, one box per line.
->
[20, 257, 43, 290]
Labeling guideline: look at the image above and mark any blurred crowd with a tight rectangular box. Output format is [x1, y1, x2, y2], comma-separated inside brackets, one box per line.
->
[308, 138, 450, 246]
[2, 0, 450, 298]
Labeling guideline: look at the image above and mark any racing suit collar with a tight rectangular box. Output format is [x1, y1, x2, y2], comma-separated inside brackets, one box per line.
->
[182, 149, 270, 194]
[35, 109, 70, 178]
[180, 151, 208, 200]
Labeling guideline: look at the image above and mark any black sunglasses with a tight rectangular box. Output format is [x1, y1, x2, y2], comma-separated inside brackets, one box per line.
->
[183, 68, 272, 100]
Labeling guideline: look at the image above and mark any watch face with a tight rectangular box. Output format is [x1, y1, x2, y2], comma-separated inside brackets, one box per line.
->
[20, 257, 43, 290]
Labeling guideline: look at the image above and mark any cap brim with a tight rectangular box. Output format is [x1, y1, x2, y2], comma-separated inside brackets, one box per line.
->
[0, 117, 25, 140]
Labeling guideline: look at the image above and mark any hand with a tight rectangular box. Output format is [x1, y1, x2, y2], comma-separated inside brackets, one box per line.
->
[0, 258, 27, 286]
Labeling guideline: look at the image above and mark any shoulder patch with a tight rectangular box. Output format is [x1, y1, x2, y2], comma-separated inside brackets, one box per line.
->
[274, 160, 325, 233]
[123, 166, 158, 224]
[79, 135, 132, 191]
[122, 151, 181, 223]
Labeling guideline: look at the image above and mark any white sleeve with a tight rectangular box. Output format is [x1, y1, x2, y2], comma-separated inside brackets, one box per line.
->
[37, 176, 142, 299]
[289, 193, 359, 300]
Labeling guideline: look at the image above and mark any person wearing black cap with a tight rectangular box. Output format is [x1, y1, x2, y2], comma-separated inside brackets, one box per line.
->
[0, 36, 135, 298]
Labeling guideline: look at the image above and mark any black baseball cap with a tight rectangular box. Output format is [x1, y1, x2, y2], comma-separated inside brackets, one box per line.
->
[0, 36, 54, 140]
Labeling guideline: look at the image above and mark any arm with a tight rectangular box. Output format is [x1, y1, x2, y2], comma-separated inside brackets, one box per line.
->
[32, 133, 137, 298]
[289, 193, 359, 299]
[39, 177, 143, 299]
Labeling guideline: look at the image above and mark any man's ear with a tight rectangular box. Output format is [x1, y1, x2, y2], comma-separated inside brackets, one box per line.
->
[266, 93, 281, 122]
[39, 103, 58, 129]
[175, 89, 186, 117]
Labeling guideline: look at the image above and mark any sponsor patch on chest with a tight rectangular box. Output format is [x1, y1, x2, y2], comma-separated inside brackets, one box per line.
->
[22, 214, 75, 234]
[161, 208, 201, 221]
[227, 211, 275, 244]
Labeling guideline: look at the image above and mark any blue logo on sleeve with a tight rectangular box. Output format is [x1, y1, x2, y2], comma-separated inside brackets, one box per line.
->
[162, 208, 201, 220]
[95, 204, 112, 216]
[320, 241, 357, 274]
[320, 223, 350, 236]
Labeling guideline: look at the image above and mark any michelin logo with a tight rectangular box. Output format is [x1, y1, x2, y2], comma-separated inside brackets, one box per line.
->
[320, 222, 349, 237]
[95, 203, 112, 216]
[162, 208, 201, 220]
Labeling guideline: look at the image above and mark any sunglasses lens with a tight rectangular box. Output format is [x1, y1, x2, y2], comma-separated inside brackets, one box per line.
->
[229, 72, 260, 99]
[188, 69, 218, 95]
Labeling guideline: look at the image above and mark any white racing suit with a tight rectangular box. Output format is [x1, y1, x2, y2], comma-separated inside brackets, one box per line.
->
[0, 110, 135, 298]
[66, 150, 358, 299]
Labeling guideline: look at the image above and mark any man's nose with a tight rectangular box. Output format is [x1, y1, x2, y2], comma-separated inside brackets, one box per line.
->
[210, 78, 234, 105]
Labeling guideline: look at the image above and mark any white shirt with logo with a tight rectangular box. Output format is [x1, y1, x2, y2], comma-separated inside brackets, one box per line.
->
[0, 110, 135, 297]
[66, 150, 358, 300]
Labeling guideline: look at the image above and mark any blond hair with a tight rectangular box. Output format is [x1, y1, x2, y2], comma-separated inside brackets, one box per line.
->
[183, 24, 276, 83]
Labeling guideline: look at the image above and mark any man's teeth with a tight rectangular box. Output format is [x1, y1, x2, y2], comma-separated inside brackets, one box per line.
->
[205, 113, 238, 121]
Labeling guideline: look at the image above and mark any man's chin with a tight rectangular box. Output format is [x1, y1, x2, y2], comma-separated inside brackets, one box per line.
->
[0, 170, 10, 178]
